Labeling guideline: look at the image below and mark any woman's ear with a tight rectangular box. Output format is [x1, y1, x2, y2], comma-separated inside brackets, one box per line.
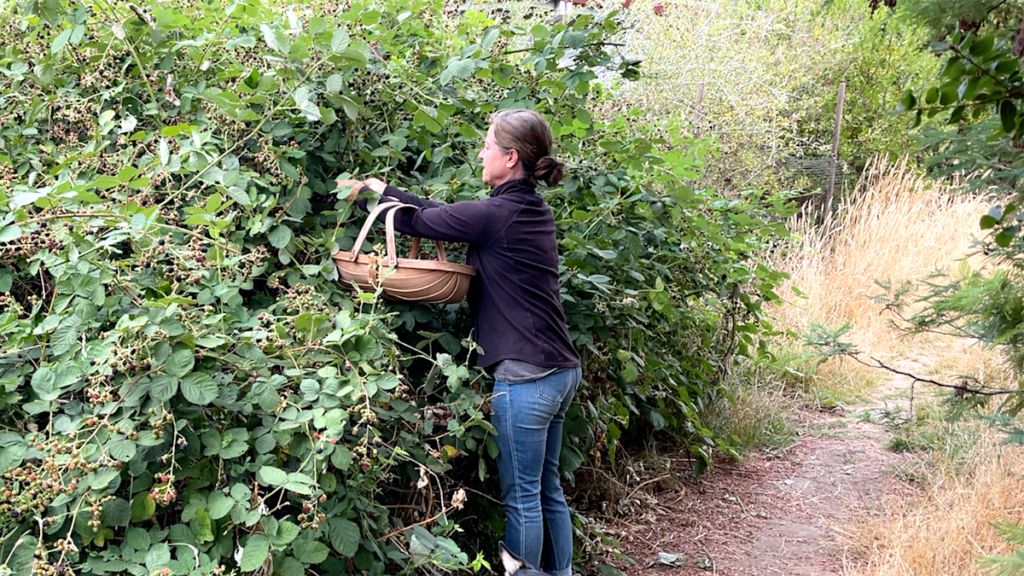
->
[506, 148, 519, 168]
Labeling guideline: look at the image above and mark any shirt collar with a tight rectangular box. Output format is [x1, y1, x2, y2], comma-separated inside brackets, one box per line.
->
[489, 178, 536, 198]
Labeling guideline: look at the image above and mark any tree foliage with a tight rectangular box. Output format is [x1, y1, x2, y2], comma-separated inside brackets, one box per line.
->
[0, 0, 790, 574]
[618, 0, 938, 192]
[880, 3, 1024, 568]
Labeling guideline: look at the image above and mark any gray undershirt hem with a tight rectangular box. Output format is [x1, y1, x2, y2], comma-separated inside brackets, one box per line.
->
[493, 359, 559, 384]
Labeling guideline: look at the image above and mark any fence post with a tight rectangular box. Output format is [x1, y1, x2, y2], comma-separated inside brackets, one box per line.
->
[825, 82, 846, 221]
[693, 82, 705, 137]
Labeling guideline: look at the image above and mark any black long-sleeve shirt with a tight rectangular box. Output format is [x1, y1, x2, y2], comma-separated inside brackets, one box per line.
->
[356, 178, 580, 370]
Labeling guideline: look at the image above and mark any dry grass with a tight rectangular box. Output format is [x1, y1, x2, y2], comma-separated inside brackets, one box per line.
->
[772, 156, 996, 380]
[848, 435, 1024, 576]
[766, 157, 1024, 576]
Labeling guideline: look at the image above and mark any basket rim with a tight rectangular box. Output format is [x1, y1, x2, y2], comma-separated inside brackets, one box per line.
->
[332, 250, 476, 275]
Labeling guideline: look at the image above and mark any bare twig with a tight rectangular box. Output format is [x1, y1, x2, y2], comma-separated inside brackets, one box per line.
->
[845, 353, 1021, 397]
[623, 474, 670, 503]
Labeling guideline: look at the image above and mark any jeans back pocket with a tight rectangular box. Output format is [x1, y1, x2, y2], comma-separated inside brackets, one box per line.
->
[536, 367, 578, 405]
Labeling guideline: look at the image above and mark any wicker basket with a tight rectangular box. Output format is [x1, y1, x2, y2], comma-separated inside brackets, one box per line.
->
[333, 202, 476, 304]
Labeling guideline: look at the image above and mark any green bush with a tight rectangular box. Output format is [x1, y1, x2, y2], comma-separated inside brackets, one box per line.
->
[0, 1, 790, 574]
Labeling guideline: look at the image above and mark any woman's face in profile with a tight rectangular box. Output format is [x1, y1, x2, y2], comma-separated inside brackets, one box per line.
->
[478, 124, 515, 187]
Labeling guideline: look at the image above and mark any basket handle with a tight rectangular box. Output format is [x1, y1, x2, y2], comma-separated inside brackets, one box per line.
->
[345, 201, 403, 262]
[408, 237, 448, 262]
[384, 204, 450, 267]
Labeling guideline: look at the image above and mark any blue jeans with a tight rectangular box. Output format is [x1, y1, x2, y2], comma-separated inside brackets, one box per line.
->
[491, 366, 581, 576]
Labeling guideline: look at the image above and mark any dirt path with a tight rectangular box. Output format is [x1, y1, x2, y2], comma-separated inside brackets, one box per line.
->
[603, 410, 906, 575]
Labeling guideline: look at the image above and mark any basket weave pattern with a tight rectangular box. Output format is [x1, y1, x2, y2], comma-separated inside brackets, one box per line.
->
[333, 202, 476, 304]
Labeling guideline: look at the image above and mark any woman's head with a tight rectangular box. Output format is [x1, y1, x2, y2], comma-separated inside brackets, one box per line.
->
[478, 109, 566, 188]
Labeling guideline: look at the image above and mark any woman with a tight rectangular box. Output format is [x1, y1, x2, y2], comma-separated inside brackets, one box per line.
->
[340, 109, 581, 576]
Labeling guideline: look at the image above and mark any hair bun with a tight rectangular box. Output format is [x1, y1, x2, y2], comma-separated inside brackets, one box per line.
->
[533, 156, 566, 187]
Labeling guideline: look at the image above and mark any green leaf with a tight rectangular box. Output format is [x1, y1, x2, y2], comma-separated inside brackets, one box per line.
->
[1001, 99, 1018, 135]
[165, 348, 195, 378]
[375, 373, 400, 390]
[330, 28, 350, 53]
[981, 215, 999, 230]
[330, 445, 352, 471]
[51, 27, 73, 54]
[440, 58, 477, 85]
[126, 527, 150, 551]
[150, 374, 179, 401]
[334, 47, 367, 67]
[284, 480, 313, 495]
[194, 509, 214, 543]
[299, 100, 322, 121]
[293, 540, 330, 564]
[103, 498, 131, 526]
[256, 466, 289, 486]
[649, 409, 666, 430]
[309, 16, 328, 35]
[208, 491, 235, 519]
[413, 109, 442, 133]
[51, 324, 79, 350]
[329, 518, 361, 557]
[969, 35, 995, 57]
[196, 335, 226, 348]
[0, 225, 22, 243]
[996, 59, 1021, 75]
[482, 26, 500, 50]
[948, 105, 966, 124]
[938, 86, 957, 106]
[116, 165, 140, 183]
[331, 94, 360, 120]
[269, 225, 293, 249]
[88, 467, 120, 489]
[623, 361, 639, 382]
[240, 535, 271, 572]
[181, 372, 218, 405]
[326, 74, 344, 94]
[996, 230, 1014, 247]
[261, 24, 290, 54]
[131, 491, 156, 522]
[31, 368, 59, 401]
[409, 525, 435, 563]
[280, 557, 304, 576]
[897, 90, 916, 112]
[108, 439, 137, 461]
[255, 433, 277, 454]
[560, 444, 584, 473]
[272, 520, 301, 546]
[145, 543, 171, 571]
[243, 67, 260, 89]
[923, 87, 938, 105]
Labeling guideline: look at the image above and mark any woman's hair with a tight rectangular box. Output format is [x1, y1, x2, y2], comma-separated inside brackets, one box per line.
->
[489, 109, 566, 187]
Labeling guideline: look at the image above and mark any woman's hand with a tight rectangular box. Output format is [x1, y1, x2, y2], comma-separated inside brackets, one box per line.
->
[362, 178, 387, 194]
[336, 178, 363, 202]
